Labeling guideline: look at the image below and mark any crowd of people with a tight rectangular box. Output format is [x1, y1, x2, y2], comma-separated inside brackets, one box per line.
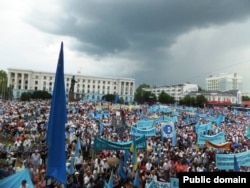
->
[0, 100, 249, 188]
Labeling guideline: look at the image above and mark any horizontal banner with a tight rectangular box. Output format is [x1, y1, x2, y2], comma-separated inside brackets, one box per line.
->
[215, 150, 250, 170]
[197, 131, 225, 145]
[93, 135, 147, 151]
[131, 126, 156, 137]
[205, 140, 231, 150]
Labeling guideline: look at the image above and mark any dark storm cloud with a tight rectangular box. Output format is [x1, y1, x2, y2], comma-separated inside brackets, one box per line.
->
[27, 0, 250, 86]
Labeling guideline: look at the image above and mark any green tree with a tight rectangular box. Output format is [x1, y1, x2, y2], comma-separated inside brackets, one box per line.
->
[31, 90, 52, 100]
[20, 92, 32, 101]
[242, 96, 250, 101]
[102, 94, 115, 103]
[158, 91, 175, 104]
[0, 70, 8, 100]
[195, 94, 208, 107]
[179, 95, 196, 106]
[143, 91, 157, 105]
[134, 83, 150, 104]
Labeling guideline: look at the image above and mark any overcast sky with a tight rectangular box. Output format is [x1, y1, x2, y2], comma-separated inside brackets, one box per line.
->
[1, 0, 250, 90]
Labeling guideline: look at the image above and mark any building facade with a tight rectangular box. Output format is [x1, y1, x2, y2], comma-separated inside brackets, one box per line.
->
[206, 72, 243, 92]
[189, 90, 240, 106]
[144, 83, 199, 101]
[7, 68, 135, 103]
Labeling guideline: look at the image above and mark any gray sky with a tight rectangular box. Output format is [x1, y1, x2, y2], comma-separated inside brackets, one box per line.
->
[1, 0, 250, 90]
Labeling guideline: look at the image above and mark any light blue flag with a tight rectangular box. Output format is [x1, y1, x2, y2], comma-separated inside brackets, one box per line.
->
[74, 137, 81, 157]
[133, 168, 140, 187]
[0, 168, 34, 188]
[68, 157, 75, 175]
[146, 180, 155, 188]
[108, 169, 114, 187]
[247, 126, 250, 139]
[46, 42, 67, 184]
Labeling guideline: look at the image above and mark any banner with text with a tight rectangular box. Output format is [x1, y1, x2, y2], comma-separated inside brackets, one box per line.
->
[131, 126, 156, 137]
[215, 150, 250, 170]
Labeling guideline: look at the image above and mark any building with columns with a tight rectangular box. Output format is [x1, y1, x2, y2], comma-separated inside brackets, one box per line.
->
[7, 68, 135, 103]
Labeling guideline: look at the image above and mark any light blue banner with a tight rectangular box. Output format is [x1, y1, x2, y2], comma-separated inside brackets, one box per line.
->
[131, 126, 156, 137]
[216, 150, 250, 170]
[155, 180, 170, 188]
[170, 178, 179, 188]
[136, 119, 154, 129]
[195, 122, 212, 134]
[197, 131, 225, 145]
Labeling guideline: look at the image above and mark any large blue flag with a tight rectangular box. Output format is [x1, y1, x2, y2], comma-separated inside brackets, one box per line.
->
[46, 42, 67, 184]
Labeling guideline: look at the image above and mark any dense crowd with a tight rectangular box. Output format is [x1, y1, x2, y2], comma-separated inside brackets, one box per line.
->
[0, 100, 249, 188]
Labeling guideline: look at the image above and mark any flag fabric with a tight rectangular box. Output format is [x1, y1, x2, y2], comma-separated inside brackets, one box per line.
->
[130, 137, 138, 171]
[118, 160, 127, 181]
[74, 137, 81, 158]
[133, 168, 140, 187]
[247, 126, 250, 139]
[108, 169, 114, 188]
[46, 42, 67, 184]
[146, 179, 155, 188]
[99, 123, 104, 135]
[234, 155, 240, 172]
[68, 157, 75, 175]
[123, 149, 129, 168]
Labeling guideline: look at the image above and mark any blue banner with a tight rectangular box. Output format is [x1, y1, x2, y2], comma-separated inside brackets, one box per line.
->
[216, 150, 250, 170]
[170, 178, 179, 188]
[93, 135, 147, 150]
[197, 131, 225, 145]
[131, 126, 156, 137]
[195, 122, 212, 134]
[136, 119, 154, 129]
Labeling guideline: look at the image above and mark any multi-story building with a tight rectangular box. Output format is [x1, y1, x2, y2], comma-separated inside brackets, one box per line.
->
[206, 72, 243, 92]
[7, 68, 135, 103]
[144, 83, 199, 101]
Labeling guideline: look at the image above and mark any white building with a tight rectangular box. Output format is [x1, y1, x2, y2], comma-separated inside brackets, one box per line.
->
[189, 90, 240, 106]
[206, 72, 243, 92]
[144, 83, 199, 101]
[7, 68, 135, 102]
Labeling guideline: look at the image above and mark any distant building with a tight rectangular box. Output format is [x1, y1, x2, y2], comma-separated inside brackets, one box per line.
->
[7, 68, 135, 102]
[144, 83, 199, 101]
[189, 90, 240, 106]
[206, 72, 243, 92]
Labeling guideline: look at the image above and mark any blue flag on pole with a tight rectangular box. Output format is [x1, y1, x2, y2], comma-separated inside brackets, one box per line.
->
[46, 42, 67, 184]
